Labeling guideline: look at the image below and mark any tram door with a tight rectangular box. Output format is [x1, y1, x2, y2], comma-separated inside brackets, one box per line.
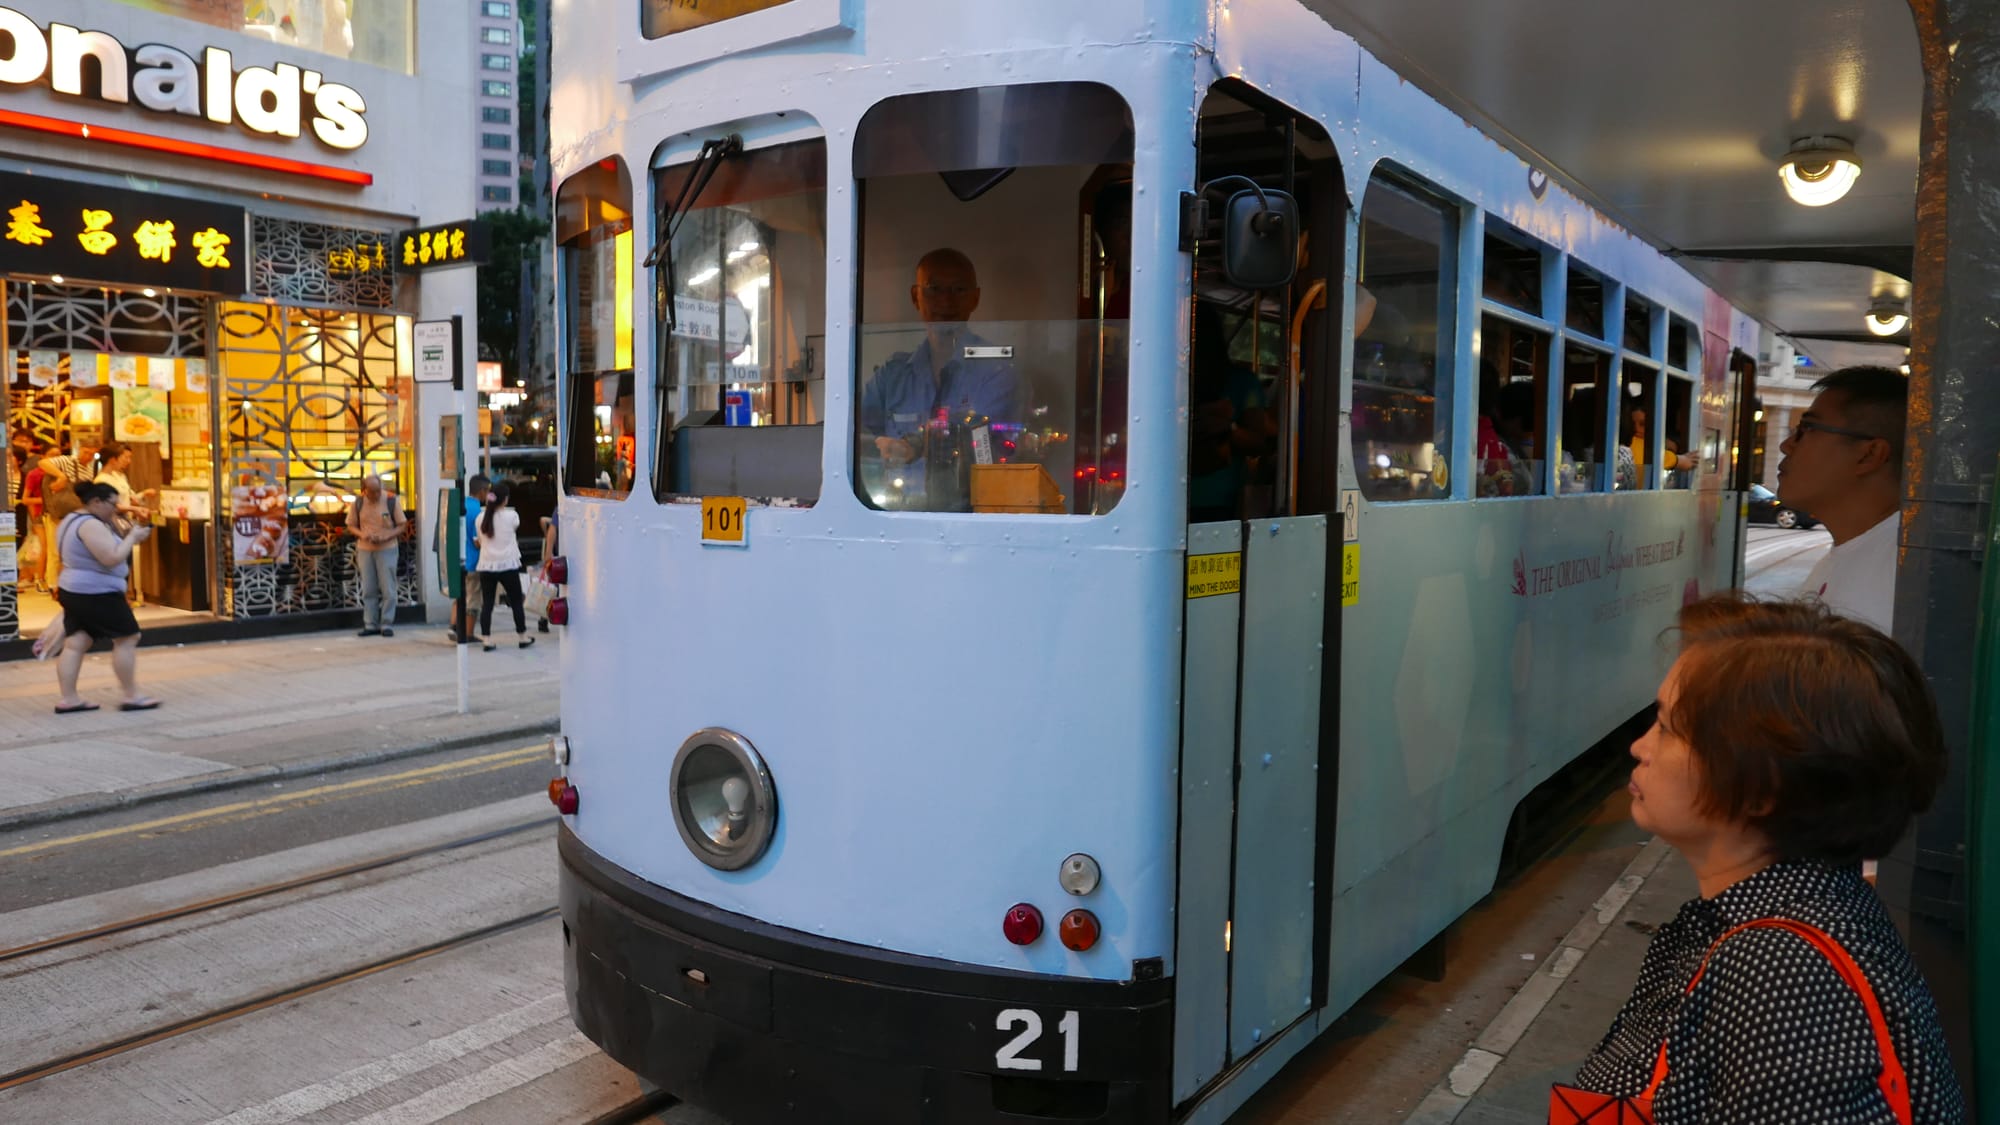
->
[1174, 84, 1345, 1103]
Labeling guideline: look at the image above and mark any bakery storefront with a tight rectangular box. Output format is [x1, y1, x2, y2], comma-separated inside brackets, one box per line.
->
[0, 0, 475, 647]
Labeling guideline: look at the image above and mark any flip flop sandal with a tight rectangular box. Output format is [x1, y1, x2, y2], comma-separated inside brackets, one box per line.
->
[54, 701, 101, 714]
[119, 699, 162, 712]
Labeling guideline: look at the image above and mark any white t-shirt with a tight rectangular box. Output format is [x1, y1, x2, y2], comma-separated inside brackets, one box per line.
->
[1801, 510, 1900, 633]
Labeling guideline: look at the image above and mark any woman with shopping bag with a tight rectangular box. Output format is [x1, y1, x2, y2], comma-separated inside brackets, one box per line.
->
[1554, 596, 1963, 1123]
[49, 482, 158, 713]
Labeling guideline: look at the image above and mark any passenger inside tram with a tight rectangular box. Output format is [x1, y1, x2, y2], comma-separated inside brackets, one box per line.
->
[1189, 302, 1276, 523]
[856, 248, 1028, 510]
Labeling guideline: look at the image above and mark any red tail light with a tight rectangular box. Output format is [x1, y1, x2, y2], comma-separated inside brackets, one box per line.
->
[547, 597, 568, 626]
[548, 777, 579, 815]
[545, 556, 568, 585]
[1002, 903, 1043, 945]
[1058, 909, 1100, 952]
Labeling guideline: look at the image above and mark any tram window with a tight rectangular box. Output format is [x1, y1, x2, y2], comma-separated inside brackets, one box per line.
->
[1352, 173, 1457, 502]
[653, 139, 827, 504]
[1623, 295, 1656, 356]
[644, 0, 793, 38]
[1476, 315, 1548, 496]
[1667, 320, 1691, 370]
[1664, 374, 1696, 488]
[557, 160, 637, 498]
[1623, 363, 1660, 489]
[1482, 223, 1542, 317]
[1566, 267, 1608, 340]
[1557, 346, 1621, 493]
[851, 83, 1134, 516]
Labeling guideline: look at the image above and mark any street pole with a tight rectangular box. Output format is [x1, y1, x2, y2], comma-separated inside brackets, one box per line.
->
[1898, 0, 2000, 1107]
[456, 310, 473, 716]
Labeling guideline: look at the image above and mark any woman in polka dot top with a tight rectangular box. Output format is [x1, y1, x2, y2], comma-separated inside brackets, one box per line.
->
[1571, 596, 1965, 1123]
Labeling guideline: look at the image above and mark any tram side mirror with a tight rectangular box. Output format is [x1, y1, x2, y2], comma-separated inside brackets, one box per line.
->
[1219, 187, 1298, 290]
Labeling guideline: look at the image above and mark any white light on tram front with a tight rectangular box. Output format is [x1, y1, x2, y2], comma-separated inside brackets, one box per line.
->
[670, 728, 778, 871]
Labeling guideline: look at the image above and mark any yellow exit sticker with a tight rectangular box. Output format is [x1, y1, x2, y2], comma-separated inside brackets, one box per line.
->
[1186, 551, 1242, 599]
[701, 496, 747, 546]
[1341, 544, 1360, 606]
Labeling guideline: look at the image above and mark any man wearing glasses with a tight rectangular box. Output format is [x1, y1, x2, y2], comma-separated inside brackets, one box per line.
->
[1776, 365, 1908, 633]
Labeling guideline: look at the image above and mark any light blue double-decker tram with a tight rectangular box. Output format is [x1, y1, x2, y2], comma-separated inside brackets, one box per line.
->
[544, 0, 1755, 1120]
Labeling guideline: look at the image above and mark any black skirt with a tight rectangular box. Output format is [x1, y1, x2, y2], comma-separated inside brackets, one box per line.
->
[58, 589, 139, 641]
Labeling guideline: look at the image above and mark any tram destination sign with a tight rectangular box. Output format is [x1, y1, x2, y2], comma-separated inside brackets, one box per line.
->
[0, 171, 247, 294]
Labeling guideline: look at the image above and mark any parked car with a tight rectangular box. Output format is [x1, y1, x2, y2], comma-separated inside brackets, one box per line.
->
[1746, 483, 1819, 530]
[486, 446, 559, 564]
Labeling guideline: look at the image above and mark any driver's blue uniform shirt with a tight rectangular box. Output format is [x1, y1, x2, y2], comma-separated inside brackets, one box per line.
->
[858, 331, 1026, 440]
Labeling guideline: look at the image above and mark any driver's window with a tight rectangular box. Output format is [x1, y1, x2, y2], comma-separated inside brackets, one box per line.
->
[851, 82, 1134, 516]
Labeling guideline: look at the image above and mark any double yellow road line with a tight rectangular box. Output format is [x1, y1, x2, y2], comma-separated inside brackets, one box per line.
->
[0, 743, 550, 860]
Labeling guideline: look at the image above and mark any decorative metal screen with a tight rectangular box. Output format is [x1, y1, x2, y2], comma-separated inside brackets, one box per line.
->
[250, 216, 400, 310]
[6, 279, 208, 355]
[217, 302, 416, 619]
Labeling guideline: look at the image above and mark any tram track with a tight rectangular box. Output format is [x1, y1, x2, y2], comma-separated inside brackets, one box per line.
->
[0, 904, 561, 1093]
[0, 816, 551, 966]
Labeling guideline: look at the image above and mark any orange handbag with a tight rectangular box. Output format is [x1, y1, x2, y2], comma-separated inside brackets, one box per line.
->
[1549, 918, 1912, 1125]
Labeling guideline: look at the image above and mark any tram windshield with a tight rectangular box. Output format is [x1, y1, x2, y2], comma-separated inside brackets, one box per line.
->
[852, 83, 1134, 516]
[654, 138, 827, 503]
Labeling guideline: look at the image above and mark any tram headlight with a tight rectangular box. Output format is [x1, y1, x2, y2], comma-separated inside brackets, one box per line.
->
[670, 728, 778, 871]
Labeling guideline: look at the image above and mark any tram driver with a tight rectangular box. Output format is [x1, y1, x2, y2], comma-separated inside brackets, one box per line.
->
[858, 248, 1027, 510]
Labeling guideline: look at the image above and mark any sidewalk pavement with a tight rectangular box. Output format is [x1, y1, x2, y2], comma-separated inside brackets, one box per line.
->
[0, 624, 559, 832]
[1413, 836, 1698, 1124]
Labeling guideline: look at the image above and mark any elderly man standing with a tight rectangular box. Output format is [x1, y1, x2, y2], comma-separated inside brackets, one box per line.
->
[346, 473, 406, 637]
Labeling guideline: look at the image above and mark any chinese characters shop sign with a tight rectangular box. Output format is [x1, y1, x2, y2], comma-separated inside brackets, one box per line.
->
[0, 171, 248, 293]
[395, 221, 491, 272]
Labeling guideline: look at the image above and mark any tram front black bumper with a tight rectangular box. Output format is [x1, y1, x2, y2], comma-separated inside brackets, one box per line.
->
[558, 826, 1175, 1124]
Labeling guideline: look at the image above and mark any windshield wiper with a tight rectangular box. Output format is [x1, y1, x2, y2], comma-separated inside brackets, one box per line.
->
[645, 134, 742, 340]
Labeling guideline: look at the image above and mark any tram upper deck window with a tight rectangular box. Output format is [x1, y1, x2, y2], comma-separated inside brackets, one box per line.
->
[1477, 315, 1548, 497]
[652, 139, 827, 504]
[1352, 172, 1458, 502]
[558, 160, 637, 499]
[1482, 223, 1542, 318]
[1557, 346, 1626, 493]
[1624, 362, 1660, 488]
[852, 83, 1134, 516]
[1566, 267, 1608, 340]
[1664, 374, 1696, 488]
[644, 0, 793, 38]
[1623, 294, 1657, 356]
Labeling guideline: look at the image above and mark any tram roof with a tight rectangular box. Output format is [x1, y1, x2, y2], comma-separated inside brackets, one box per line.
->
[1305, 0, 1917, 369]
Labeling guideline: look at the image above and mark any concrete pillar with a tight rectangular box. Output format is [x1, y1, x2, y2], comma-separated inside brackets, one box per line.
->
[1893, 0, 2000, 1103]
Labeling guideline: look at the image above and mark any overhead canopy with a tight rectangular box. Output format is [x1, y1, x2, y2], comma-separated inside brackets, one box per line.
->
[1304, 0, 1919, 366]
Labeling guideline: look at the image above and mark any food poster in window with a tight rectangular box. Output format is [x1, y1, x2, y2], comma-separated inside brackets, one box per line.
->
[147, 356, 177, 392]
[69, 352, 101, 389]
[107, 355, 140, 391]
[113, 386, 169, 443]
[25, 350, 57, 388]
[184, 358, 210, 394]
[230, 459, 291, 566]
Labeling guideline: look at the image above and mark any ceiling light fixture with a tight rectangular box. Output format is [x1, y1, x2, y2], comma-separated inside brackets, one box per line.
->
[1779, 137, 1862, 207]
[1865, 297, 1909, 337]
